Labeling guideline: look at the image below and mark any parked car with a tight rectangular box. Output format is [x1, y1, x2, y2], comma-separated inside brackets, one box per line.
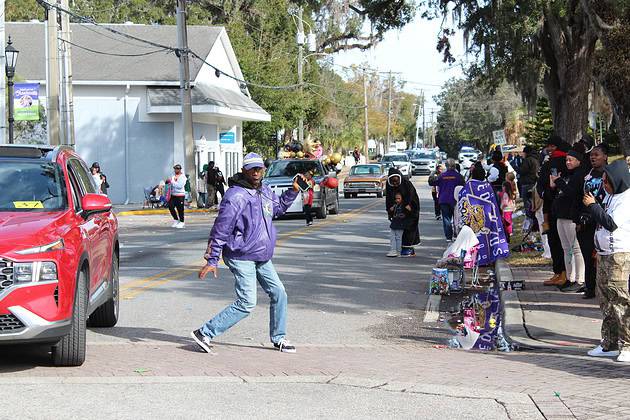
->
[263, 158, 339, 219]
[458, 146, 479, 170]
[0, 145, 119, 366]
[343, 164, 387, 198]
[380, 153, 412, 178]
[410, 150, 438, 175]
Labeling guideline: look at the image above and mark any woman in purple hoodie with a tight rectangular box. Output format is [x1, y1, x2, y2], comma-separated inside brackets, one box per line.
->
[193, 153, 304, 354]
[429, 158, 465, 241]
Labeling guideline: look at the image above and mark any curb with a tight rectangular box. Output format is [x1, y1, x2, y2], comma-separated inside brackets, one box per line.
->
[116, 208, 217, 217]
[497, 260, 584, 351]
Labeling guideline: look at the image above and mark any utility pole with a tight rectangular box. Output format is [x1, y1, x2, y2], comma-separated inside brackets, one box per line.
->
[363, 69, 369, 161]
[0, 0, 6, 144]
[297, 6, 304, 145]
[44, 0, 61, 146]
[421, 90, 426, 147]
[176, 0, 197, 203]
[430, 110, 436, 148]
[414, 94, 422, 148]
[386, 70, 393, 150]
[59, 0, 75, 146]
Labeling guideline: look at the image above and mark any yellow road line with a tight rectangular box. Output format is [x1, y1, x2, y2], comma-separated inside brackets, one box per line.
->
[121, 199, 382, 300]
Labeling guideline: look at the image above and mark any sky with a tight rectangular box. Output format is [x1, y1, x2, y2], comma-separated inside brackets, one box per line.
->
[329, 16, 465, 118]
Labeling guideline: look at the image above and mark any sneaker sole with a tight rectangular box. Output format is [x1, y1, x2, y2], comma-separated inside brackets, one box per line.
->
[587, 351, 619, 357]
[190, 331, 212, 353]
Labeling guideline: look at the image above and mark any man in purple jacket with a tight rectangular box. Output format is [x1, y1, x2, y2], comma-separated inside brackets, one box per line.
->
[192, 153, 303, 354]
[428, 158, 465, 241]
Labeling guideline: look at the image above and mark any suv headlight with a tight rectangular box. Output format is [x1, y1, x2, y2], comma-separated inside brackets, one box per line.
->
[15, 239, 64, 255]
[13, 261, 59, 283]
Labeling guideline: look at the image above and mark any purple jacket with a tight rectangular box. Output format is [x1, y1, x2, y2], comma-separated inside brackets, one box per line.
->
[204, 175, 298, 266]
[429, 169, 465, 206]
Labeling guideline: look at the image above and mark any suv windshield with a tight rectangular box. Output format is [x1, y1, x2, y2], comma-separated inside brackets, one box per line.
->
[0, 161, 67, 212]
[412, 152, 436, 159]
[350, 165, 381, 176]
[381, 155, 408, 163]
[265, 160, 323, 178]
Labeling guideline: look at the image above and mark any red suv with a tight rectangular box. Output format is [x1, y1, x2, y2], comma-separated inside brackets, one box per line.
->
[0, 145, 119, 366]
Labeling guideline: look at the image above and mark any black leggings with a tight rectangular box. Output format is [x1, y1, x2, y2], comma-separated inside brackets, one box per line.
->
[304, 204, 313, 224]
[577, 223, 597, 292]
[169, 196, 185, 222]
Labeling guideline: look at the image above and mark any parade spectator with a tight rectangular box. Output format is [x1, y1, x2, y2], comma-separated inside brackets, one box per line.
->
[429, 158, 465, 242]
[539, 136, 570, 287]
[206, 161, 220, 209]
[100, 174, 110, 196]
[429, 164, 444, 220]
[550, 148, 587, 291]
[197, 164, 208, 208]
[302, 171, 315, 227]
[500, 180, 517, 243]
[184, 174, 192, 208]
[487, 150, 508, 200]
[168, 164, 187, 228]
[583, 159, 630, 363]
[387, 192, 412, 257]
[353, 147, 361, 164]
[578, 143, 609, 299]
[386, 168, 420, 256]
[90, 162, 103, 193]
[194, 153, 302, 354]
[519, 145, 540, 213]
[215, 166, 226, 203]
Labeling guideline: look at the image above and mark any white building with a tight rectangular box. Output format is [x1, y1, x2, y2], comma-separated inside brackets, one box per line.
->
[8, 22, 270, 204]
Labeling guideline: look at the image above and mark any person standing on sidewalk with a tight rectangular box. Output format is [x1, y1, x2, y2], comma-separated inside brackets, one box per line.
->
[206, 161, 219, 209]
[386, 168, 420, 256]
[197, 164, 208, 208]
[429, 159, 465, 242]
[519, 145, 540, 213]
[215, 166, 226, 203]
[429, 164, 444, 220]
[539, 136, 569, 287]
[168, 164, 187, 228]
[192, 153, 302, 354]
[583, 159, 630, 362]
[550, 149, 588, 291]
[387, 192, 412, 257]
[578, 144, 609, 299]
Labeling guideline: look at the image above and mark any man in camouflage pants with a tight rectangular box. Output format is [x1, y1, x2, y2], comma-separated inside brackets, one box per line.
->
[583, 160, 630, 363]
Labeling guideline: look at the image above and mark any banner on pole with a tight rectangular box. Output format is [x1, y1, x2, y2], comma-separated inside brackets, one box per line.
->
[14, 83, 40, 121]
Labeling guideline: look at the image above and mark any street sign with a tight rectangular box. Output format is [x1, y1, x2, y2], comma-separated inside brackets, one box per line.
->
[219, 131, 235, 144]
[492, 129, 506, 145]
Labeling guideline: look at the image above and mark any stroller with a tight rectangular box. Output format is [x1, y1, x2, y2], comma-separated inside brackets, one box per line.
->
[143, 187, 162, 209]
[439, 225, 481, 291]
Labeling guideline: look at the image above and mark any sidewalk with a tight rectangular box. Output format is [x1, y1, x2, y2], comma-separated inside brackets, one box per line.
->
[499, 260, 601, 351]
[112, 203, 216, 217]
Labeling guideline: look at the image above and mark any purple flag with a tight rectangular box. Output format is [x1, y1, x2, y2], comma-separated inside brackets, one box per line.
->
[457, 180, 509, 265]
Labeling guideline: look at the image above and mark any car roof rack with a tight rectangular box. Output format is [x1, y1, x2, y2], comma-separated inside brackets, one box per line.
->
[0, 144, 55, 159]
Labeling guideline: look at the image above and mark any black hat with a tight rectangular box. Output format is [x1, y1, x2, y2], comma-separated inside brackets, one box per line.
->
[91, 162, 100, 169]
[173, 164, 182, 170]
[523, 145, 534, 154]
[567, 149, 584, 162]
[545, 135, 563, 147]
[579, 134, 595, 152]
[491, 150, 503, 162]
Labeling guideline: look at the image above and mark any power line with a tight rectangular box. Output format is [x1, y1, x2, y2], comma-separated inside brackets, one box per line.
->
[59, 38, 171, 57]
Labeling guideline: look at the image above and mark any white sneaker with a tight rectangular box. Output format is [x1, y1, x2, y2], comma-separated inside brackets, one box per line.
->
[617, 350, 630, 363]
[171, 220, 180, 228]
[587, 345, 620, 357]
[386, 250, 399, 257]
[175, 222, 185, 229]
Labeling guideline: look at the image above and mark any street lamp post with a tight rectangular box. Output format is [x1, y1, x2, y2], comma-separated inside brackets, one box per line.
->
[5, 37, 19, 144]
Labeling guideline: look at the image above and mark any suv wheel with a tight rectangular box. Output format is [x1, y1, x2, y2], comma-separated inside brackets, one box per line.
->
[316, 198, 328, 219]
[376, 190, 383, 198]
[88, 252, 120, 328]
[329, 195, 339, 215]
[52, 269, 87, 367]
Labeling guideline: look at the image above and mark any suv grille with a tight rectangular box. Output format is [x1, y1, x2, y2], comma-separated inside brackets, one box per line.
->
[0, 259, 14, 292]
[0, 314, 25, 333]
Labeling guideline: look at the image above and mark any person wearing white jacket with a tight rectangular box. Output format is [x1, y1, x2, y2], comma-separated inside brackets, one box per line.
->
[168, 164, 188, 228]
[583, 159, 630, 363]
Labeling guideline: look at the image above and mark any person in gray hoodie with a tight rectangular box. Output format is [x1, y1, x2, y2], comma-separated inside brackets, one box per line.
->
[583, 159, 630, 363]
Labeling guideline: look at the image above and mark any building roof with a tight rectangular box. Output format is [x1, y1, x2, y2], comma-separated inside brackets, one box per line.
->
[147, 86, 271, 122]
[7, 22, 223, 83]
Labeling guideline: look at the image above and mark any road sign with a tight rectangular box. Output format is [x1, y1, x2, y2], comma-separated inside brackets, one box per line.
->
[492, 130, 506, 145]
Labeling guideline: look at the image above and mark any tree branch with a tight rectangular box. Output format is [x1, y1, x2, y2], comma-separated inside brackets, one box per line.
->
[579, 0, 615, 38]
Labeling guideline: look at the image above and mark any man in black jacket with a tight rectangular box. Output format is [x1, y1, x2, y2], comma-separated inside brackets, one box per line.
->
[519, 145, 540, 213]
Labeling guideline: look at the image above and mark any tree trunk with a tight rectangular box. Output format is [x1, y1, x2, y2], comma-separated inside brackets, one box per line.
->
[540, 3, 597, 145]
[602, 84, 630, 156]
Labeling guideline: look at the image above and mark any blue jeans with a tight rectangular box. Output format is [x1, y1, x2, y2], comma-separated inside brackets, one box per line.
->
[440, 203, 454, 240]
[201, 258, 288, 344]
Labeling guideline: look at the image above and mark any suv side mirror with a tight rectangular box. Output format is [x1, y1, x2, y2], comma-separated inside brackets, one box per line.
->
[81, 193, 112, 216]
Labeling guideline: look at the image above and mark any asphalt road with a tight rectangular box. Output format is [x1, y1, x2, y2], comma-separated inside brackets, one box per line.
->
[0, 178, 543, 419]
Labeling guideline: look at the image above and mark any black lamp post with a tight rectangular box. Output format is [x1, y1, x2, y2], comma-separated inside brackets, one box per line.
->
[5, 37, 19, 144]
